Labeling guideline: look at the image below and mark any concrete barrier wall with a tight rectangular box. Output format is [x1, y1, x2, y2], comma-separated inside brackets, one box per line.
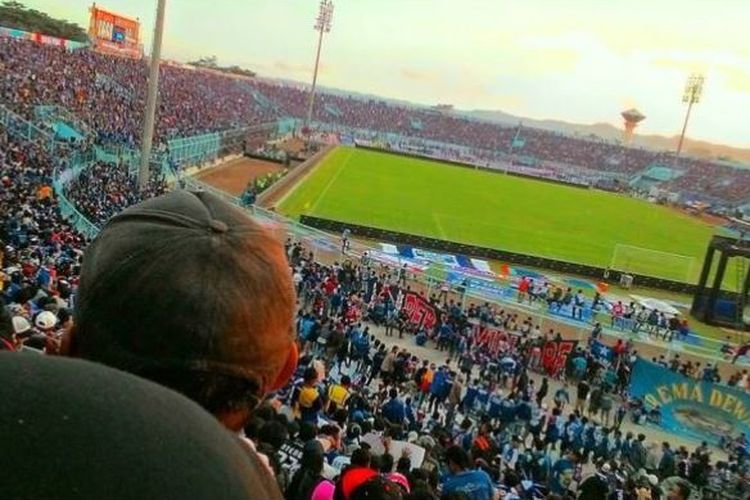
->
[301, 215, 699, 294]
[257, 144, 335, 208]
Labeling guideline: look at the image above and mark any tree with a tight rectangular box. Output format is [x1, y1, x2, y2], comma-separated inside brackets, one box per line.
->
[187, 55, 256, 78]
[0, 1, 88, 41]
[188, 55, 218, 68]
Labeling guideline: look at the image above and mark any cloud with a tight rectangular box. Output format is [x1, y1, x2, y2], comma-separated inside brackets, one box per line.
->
[721, 65, 750, 94]
[273, 61, 312, 74]
[400, 68, 432, 81]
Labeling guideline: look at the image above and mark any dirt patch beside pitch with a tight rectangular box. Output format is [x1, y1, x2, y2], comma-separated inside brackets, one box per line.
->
[196, 157, 282, 196]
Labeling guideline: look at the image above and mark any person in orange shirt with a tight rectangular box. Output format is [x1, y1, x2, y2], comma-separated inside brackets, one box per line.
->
[37, 185, 52, 200]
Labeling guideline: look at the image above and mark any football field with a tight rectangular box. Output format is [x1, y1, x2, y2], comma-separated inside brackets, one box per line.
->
[278, 147, 717, 283]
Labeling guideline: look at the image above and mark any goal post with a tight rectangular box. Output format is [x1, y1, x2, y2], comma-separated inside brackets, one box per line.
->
[609, 244, 696, 283]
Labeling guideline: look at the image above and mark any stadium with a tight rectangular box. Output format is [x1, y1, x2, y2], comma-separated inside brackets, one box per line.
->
[1, 1, 750, 499]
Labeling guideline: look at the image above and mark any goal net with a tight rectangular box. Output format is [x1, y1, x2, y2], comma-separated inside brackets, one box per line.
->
[610, 244, 696, 283]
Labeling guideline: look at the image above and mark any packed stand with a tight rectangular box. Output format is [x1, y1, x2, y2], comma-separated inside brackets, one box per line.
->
[250, 242, 750, 499]
[0, 37, 276, 147]
[63, 161, 168, 226]
[250, 80, 750, 206]
[0, 130, 83, 352]
[3, 166, 749, 497]
[1, 36, 748, 205]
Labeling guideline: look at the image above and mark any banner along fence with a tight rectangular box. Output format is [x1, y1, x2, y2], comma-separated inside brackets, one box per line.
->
[629, 359, 750, 445]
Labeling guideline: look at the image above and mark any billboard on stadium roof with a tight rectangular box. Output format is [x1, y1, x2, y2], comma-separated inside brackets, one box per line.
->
[88, 3, 143, 59]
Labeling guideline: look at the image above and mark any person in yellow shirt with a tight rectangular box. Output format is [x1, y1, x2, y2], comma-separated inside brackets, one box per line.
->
[326, 375, 351, 416]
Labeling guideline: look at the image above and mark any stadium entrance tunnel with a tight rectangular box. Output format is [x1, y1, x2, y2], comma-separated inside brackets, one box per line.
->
[691, 235, 750, 331]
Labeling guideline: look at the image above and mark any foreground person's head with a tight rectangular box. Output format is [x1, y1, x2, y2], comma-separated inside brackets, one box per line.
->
[64, 190, 298, 431]
[0, 353, 278, 499]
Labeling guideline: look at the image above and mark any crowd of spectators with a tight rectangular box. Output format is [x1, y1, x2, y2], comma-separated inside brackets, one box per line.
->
[64, 160, 167, 226]
[2, 36, 750, 499]
[0, 131, 84, 355]
[1, 36, 748, 206]
[251, 81, 750, 206]
[5, 173, 749, 498]
[0, 37, 276, 147]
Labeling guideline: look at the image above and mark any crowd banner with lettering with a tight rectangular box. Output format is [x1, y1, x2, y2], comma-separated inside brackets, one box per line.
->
[541, 340, 578, 376]
[630, 360, 750, 445]
[402, 291, 438, 330]
[471, 324, 520, 356]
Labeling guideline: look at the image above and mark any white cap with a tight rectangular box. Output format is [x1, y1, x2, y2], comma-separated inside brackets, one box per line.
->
[12, 316, 31, 335]
[35, 311, 57, 330]
[647, 474, 658, 486]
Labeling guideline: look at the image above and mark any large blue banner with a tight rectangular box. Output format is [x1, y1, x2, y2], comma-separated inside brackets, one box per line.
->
[630, 360, 750, 445]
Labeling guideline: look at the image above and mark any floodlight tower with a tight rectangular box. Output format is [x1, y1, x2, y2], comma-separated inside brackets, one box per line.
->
[138, 0, 167, 190]
[674, 73, 704, 167]
[305, 0, 334, 128]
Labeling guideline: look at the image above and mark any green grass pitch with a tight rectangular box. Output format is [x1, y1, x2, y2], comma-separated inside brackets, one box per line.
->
[278, 147, 717, 283]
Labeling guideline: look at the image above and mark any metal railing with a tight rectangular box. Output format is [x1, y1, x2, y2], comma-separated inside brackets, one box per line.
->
[34, 104, 93, 137]
[0, 103, 58, 153]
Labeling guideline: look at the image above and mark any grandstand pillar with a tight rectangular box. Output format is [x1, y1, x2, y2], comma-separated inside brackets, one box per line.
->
[705, 252, 730, 322]
[694, 245, 715, 294]
[139, 0, 167, 190]
[740, 266, 750, 327]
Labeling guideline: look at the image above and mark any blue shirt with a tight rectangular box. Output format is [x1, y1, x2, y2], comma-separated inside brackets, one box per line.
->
[550, 458, 575, 494]
[442, 469, 495, 500]
[431, 369, 449, 396]
[382, 398, 406, 424]
[462, 386, 479, 409]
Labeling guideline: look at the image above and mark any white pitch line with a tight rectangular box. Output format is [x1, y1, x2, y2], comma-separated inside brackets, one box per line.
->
[433, 212, 448, 239]
[309, 149, 353, 213]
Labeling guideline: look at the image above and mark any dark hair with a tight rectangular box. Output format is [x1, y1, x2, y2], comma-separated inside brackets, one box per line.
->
[244, 416, 265, 441]
[351, 447, 372, 467]
[350, 477, 404, 500]
[260, 421, 288, 450]
[320, 424, 340, 439]
[380, 452, 395, 473]
[444, 446, 470, 470]
[299, 422, 318, 441]
[144, 368, 263, 417]
[0, 302, 13, 342]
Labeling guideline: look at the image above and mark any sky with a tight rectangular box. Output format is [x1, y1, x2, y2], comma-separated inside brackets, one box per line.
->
[26, 0, 750, 148]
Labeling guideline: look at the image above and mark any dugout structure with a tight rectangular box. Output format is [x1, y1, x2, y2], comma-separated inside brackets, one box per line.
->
[691, 235, 750, 330]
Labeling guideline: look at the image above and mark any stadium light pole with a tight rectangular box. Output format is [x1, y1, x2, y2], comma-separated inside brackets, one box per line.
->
[673, 73, 704, 168]
[305, 0, 334, 129]
[138, 0, 167, 191]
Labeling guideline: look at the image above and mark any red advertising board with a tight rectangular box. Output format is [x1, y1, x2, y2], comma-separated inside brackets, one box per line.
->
[88, 4, 142, 59]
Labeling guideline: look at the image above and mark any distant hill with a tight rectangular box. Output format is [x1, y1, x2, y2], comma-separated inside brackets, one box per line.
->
[465, 109, 750, 165]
